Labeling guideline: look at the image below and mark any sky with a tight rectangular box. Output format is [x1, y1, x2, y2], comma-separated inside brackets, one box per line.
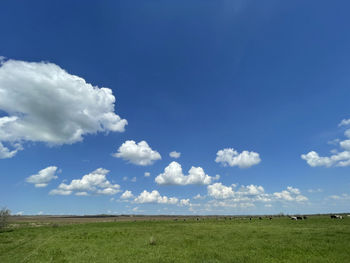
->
[1, 0, 350, 216]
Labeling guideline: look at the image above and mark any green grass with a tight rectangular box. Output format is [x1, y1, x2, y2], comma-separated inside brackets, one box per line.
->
[1, 216, 350, 262]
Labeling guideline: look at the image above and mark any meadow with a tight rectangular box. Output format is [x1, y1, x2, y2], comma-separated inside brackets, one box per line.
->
[0, 215, 349, 262]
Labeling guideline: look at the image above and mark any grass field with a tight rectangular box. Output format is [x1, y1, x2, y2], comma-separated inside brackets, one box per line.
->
[1, 216, 350, 262]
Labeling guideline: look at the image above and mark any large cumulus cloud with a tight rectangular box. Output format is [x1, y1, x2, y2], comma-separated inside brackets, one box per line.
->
[0, 58, 127, 158]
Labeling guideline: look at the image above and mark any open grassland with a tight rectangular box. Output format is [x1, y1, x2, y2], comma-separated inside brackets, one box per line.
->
[1, 216, 350, 262]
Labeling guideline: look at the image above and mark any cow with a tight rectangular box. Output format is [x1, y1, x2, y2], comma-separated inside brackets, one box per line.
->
[303, 216, 307, 219]
[331, 215, 343, 219]
[291, 216, 297, 220]
[297, 216, 303, 220]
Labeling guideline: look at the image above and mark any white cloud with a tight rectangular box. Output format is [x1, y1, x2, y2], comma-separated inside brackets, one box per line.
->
[193, 194, 205, 200]
[0, 142, 22, 159]
[123, 176, 128, 181]
[307, 188, 323, 193]
[207, 183, 268, 201]
[273, 186, 308, 202]
[345, 129, 350, 138]
[169, 151, 181, 159]
[0, 59, 127, 158]
[131, 177, 137, 182]
[328, 139, 340, 145]
[49, 168, 120, 196]
[49, 189, 71, 195]
[328, 193, 350, 200]
[179, 199, 190, 206]
[113, 140, 161, 166]
[340, 140, 350, 151]
[301, 150, 350, 167]
[207, 183, 235, 199]
[121, 190, 134, 199]
[286, 186, 300, 195]
[302, 120, 350, 167]
[207, 183, 307, 204]
[75, 192, 88, 196]
[155, 161, 215, 185]
[273, 190, 294, 201]
[26, 166, 58, 187]
[240, 185, 265, 195]
[339, 118, 350, 127]
[134, 190, 178, 205]
[207, 200, 255, 209]
[144, 172, 150, 177]
[215, 148, 261, 168]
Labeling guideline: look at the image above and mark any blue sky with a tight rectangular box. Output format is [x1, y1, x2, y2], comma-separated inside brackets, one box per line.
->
[1, 0, 350, 215]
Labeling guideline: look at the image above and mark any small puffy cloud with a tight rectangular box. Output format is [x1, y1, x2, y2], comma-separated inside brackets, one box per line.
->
[49, 189, 71, 195]
[240, 185, 265, 195]
[121, 190, 134, 199]
[207, 183, 235, 199]
[26, 166, 58, 187]
[134, 190, 178, 205]
[328, 193, 350, 200]
[302, 120, 350, 167]
[0, 58, 127, 158]
[207, 183, 307, 204]
[180, 199, 190, 206]
[286, 186, 300, 195]
[273, 191, 294, 201]
[144, 172, 150, 177]
[49, 168, 120, 196]
[0, 142, 22, 159]
[339, 118, 350, 127]
[113, 140, 161, 166]
[345, 129, 350, 138]
[301, 150, 350, 167]
[340, 140, 350, 151]
[207, 200, 255, 209]
[215, 148, 261, 168]
[169, 151, 181, 159]
[207, 183, 267, 201]
[273, 186, 307, 202]
[131, 177, 137, 182]
[193, 194, 205, 200]
[155, 161, 215, 185]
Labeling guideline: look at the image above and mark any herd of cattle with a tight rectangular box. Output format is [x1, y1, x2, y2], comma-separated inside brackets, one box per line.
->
[289, 214, 345, 220]
[290, 216, 307, 220]
[330, 214, 344, 219]
[171, 214, 348, 222]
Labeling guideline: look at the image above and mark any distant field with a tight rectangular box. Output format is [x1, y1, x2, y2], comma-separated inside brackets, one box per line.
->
[1, 215, 350, 262]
